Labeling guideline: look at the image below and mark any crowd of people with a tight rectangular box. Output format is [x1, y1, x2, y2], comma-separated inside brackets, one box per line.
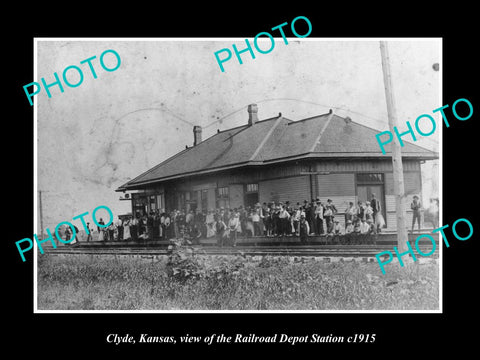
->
[88, 195, 388, 246]
[63, 193, 435, 246]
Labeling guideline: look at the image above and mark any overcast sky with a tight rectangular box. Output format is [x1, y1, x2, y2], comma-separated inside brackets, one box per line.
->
[36, 38, 441, 231]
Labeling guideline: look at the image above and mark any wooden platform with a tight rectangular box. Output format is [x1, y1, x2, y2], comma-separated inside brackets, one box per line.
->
[70, 231, 439, 248]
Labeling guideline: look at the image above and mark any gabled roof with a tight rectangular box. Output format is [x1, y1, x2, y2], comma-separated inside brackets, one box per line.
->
[117, 111, 438, 191]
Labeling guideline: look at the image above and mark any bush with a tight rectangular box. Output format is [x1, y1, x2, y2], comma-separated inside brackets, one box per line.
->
[166, 237, 246, 285]
[166, 237, 204, 283]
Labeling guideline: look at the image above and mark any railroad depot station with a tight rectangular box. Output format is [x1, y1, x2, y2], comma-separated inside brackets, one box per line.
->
[114, 104, 438, 244]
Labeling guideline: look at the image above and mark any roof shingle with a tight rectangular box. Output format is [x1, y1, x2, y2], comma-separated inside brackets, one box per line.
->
[117, 111, 438, 190]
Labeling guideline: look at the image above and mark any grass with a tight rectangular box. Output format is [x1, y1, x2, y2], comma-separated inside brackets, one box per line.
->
[37, 254, 439, 311]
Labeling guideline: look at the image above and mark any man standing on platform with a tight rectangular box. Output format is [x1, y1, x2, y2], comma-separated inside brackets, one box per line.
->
[411, 195, 422, 232]
[370, 194, 381, 225]
[86, 222, 93, 242]
[314, 200, 324, 235]
[299, 214, 310, 243]
[115, 216, 123, 241]
[130, 215, 138, 241]
[307, 199, 316, 235]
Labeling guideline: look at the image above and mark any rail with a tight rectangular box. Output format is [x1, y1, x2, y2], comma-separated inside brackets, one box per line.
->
[42, 243, 439, 259]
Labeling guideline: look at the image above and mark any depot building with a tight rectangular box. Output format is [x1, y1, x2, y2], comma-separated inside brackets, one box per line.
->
[116, 104, 438, 231]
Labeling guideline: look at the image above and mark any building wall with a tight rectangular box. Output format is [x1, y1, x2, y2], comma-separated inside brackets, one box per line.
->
[384, 171, 423, 230]
[138, 159, 425, 230]
[229, 184, 244, 209]
[207, 188, 216, 211]
[259, 175, 310, 205]
[316, 173, 356, 196]
[314, 173, 357, 231]
[384, 171, 421, 195]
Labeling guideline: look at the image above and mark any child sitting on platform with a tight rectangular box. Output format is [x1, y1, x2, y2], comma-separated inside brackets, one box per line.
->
[345, 220, 354, 234]
[333, 219, 342, 235]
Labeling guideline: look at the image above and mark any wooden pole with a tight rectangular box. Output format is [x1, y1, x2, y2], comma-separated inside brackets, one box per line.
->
[379, 41, 409, 254]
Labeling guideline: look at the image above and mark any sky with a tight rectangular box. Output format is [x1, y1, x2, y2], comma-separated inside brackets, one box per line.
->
[36, 38, 441, 233]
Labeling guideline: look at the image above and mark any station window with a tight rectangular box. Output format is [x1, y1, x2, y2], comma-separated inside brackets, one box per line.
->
[216, 187, 229, 209]
[201, 189, 208, 212]
[356, 173, 384, 184]
[149, 195, 157, 212]
[217, 187, 229, 198]
[246, 183, 258, 193]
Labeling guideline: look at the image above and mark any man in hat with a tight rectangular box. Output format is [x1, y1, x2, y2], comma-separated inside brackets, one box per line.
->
[64, 225, 72, 245]
[327, 199, 337, 215]
[344, 219, 354, 245]
[326, 218, 342, 244]
[292, 204, 301, 236]
[249, 207, 259, 236]
[333, 219, 342, 235]
[146, 211, 154, 241]
[130, 215, 138, 241]
[278, 204, 291, 236]
[222, 207, 229, 225]
[299, 214, 310, 243]
[107, 220, 116, 242]
[228, 212, 241, 246]
[264, 206, 272, 236]
[272, 204, 281, 236]
[368, 218, 377, 234]
[215, 214, 227, 247]
[360, 218, 370, 235]
[186, 209, 194, 228]
[86, 222, 93, 242]
[254, 203, 264, 236]
[411, 195, 422, 232]
[345, 201, 356, 224]
[370, 193, 381, 224]
[284, 201, 294, 236]
[116, 216, 124, 241]
[307, 199, 316, 235]
[345, 220, 354, 234]
[314, 200, 324, 235]
[326, 199, 337, 233]
[357, 218, 369, 244]
[357, 201, 365, 222]
[324, 204, 334, 234]
[238, 205, 248, 238]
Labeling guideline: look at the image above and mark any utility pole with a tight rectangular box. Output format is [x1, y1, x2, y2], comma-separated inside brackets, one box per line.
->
[379, 41, 409, 254]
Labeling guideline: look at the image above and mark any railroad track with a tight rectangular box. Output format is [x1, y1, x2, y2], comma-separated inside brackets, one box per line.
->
[43, 244, 439, 258]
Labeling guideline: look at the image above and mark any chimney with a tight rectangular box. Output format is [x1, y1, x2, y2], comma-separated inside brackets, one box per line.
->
[193, 125, 202, 146]
[247, 103, 258, 126]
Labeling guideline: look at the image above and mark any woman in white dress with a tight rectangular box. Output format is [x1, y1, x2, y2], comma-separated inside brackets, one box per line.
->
[123, 217, 131, 240]
[228, 213, 241, 246]
[375, 212, 386, 232]
[246, 210, 255, 237]
[365, 202, 374, 222]
[97, 227, 104, 241]
[164, 213, 171, 239]
[97, 218, 105, 241]
[205, 210, 216, 238]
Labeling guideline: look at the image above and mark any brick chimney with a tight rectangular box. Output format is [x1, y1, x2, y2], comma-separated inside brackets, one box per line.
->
[193, 125, 202, 146]
[247, 104, 258, 126]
